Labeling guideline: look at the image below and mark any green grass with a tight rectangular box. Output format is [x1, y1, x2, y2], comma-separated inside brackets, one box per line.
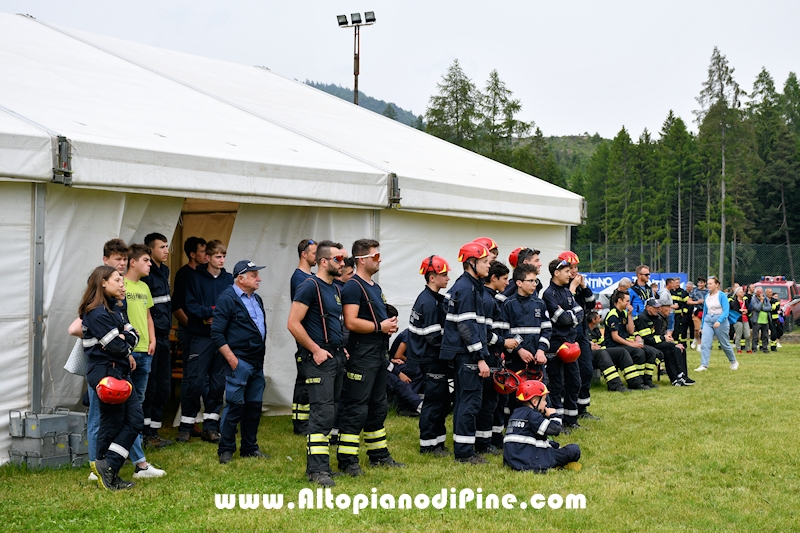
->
[3, 347, 799, 532]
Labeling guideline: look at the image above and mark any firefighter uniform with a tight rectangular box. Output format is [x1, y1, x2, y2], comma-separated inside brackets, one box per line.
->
[475, 285, 506, 453]
[290, 269, 313, 434]
[492, 291, 509, 448]
[587, 326, 633, 391]
[769, 296, 782, 351]
[499, 290, 552, 429]
[337, 275, 395, 469]
[141, 260, 171, 439]
[503, 405, 581, 473]
[293, 276, 347, 477]
[670, 286, 691, 344]
[440, 271, 489, 460]
[635, 310, 686, 384]
[541, 282, 582, 426]
[604, 308, 656, 388]
[573, 285, 596, 415]
[406, 286, 448, 454]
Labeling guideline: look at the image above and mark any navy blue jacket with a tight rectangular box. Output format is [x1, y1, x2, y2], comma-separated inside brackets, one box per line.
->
[407, 286, 445, 363]
[481, 287, 506, 359]
[503, 405, 564, 472]
[82, 297, 139, 372]
[541, 281, 582, 348]
[500, 292, 552, 371]
[211, 285, 266, 367]
[142, 261, 171, 336]
[185, 264, 234, 337]
[440, 272, 488, 362]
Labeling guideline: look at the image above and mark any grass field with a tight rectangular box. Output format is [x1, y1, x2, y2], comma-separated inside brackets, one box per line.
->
[2, 347, 799, 532]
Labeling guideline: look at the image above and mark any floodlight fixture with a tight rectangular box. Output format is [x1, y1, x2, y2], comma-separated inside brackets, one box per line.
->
[364, 11, 376, 23]
[350, 12, 362, 24]
[336, 11, 376, 105]
[337, 14, 348, 26]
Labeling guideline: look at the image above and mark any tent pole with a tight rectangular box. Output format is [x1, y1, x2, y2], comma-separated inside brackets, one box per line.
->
[32, 183, 46, 413]
[372, 209, 381, 284]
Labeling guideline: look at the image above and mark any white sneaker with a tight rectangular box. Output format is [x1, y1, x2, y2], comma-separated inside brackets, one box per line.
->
[88, 472, 98, 481]
[730, 361, 739, 370]
[690, 340, 697, 350]
[694, 365, 708, 372]
[777, 342, 782, 348]
[696, 345, 702, 353]
[132, 464, 166, 478]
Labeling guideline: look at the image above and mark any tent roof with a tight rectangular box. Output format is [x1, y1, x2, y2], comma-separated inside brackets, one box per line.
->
[0, 13, 584, 224]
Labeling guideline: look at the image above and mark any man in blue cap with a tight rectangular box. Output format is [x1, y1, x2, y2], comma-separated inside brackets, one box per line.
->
[212, 260, 269, 464]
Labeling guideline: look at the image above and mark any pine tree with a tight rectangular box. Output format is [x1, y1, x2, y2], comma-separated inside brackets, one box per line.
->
[782, 72, 800, 138]
[695, 47, 745, 283]
[478, 69, 530, 159]
[762, 125, 799, 279]
[578, 142, 611, 265]
[382, 104, 398, 120]
[606, 127, 635, 270]
[425, 59, 480, 148]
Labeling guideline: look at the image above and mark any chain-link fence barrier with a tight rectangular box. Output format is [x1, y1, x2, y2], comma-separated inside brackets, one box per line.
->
[572, 243, 798, 285]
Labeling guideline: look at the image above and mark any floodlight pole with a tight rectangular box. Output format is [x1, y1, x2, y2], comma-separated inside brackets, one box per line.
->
[353, 24, 360, 105]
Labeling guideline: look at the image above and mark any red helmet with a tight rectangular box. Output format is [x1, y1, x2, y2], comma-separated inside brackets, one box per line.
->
[419, 255, 450, 276]
[508, 247, 523, 268]
[473, 237, 498, 253]
[515, 367, 544, 383]
[558, 251, 580, 265]
[96, 376, 133, 404]
[492, 369, 521, 395]
[458, 242, 490, 263]
[516, 380, 549, 402]
[556, 342, 581, 363]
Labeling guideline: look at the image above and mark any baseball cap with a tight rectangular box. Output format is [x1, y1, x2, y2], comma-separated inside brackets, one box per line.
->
[645, 298, 660, 308]
[233, 260, 265, 277]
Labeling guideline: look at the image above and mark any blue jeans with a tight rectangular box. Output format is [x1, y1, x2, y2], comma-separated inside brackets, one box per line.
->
[87, 382, 100, 462]
[129, 352, 153, 464]
[700, 316, 737, 367]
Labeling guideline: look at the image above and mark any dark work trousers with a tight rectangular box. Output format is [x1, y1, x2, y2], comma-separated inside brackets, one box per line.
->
[751, 323, 770, 353]
[453, 353, 483, 459]
[673, 313, 690, 344]
[337, 339, 391, 469]
[418, 357, 453, 453]
[292, 344, 310, 435]
[87, 361, 143, 473]
[553, 443, 582, 468]
[475, 353, 500, 452]
[650, 342, 682, 382]
[592, 348, 625, 390]
[142, 335, 171, 435]
[606, 346, 644, 389]
[620, 345, 650, 386]
[179, 336, 225, 433]
[492, 392, 508, 447]
[576, 327, 593, 413]
[218, 358, 265, 457]
[546, 356, 580, 426]
[641, 345, 660, 384]
[302, 345, 346, 475]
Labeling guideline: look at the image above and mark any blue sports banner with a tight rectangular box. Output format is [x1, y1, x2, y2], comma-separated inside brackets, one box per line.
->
[582, 272, 689, 295]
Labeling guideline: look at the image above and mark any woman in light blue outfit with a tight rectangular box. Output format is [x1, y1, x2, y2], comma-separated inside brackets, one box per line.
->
[696, 276, 738, 371]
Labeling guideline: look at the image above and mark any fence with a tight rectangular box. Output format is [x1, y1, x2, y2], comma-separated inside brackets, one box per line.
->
[572, 243, 799, 285]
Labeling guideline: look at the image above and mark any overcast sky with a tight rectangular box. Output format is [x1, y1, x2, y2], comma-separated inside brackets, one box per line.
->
[2, 1, 798, 138]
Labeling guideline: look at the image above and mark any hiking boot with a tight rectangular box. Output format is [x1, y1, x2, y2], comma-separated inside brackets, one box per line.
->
[201, 430, 221, 443]
[219, 452, 233, 464]
[145, 435, 174, 448]
[578, 412, 602, 421]
[608, 383, 630, 393]
[342, 463, 364, 477]
[476, 444, 502, 456]
[241, 450, 269, 459]
[112, 474, 135, 490]
[370, 456, 406, 468]
[90, 459, 117, 492]
[309, 472, 336, 487]
[176, 430, 191, 443]
[456, 454, 488, 465]
[190, 424, 203, 438]
[645, 382, 658, 389]
[562, 423, 586, 434]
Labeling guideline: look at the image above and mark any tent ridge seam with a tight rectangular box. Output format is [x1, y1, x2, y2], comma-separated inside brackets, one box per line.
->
[19, 15, 394, 179]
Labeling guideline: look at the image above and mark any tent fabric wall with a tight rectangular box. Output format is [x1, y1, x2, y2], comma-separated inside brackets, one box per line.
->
[0, 110, 54, 182]
[0, 183, 34, 460]
[377, 210, 570, 335]
[41, 186, 183, 408]
[226, 204, 374, 412]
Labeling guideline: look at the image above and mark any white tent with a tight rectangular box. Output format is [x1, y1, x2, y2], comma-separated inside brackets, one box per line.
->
[0, 13, 583, 460]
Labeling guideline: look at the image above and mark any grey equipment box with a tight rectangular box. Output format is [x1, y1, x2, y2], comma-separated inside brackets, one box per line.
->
[8, 449, 71, 470]
[8, 410, 25, 437]
[70, 453, 89, 468]
[11, 434, 56, 457]
[23, 412, 69, 439]
[68, 431, 89, 455]
[66, 411, 88, 434]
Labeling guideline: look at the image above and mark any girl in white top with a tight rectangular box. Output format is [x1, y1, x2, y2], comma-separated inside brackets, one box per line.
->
[696, 276, 738, 371]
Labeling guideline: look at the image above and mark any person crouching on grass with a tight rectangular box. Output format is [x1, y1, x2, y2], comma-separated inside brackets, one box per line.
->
[503, 380, 581, 473]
